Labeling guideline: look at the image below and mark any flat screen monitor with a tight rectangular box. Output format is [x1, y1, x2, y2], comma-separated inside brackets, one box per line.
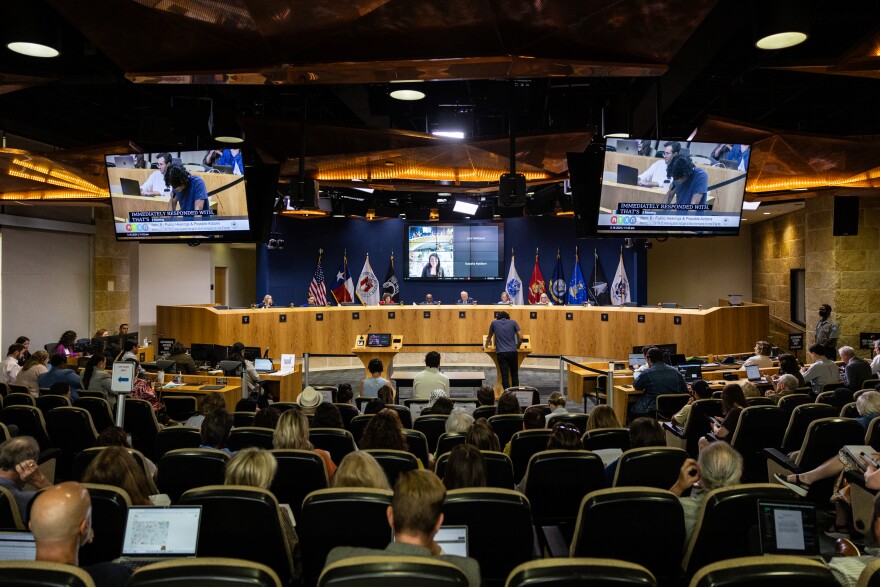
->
[632, 343, 677, 355]
[106, 150, 253, 242]
[677, 364, 703, 382]
[366, 333, 392, 347]
[576, 139, 749, 237]
[243, 346, 261, 361]
[404, 223, 504, 281]
[190, 343, 214, 363]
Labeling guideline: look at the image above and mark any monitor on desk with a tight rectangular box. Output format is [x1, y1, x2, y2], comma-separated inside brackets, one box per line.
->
[677, 364, 703, 382]
[243, 346, 261, 361]
[366, 333, 392, 348]
[190, 343, 214, 364]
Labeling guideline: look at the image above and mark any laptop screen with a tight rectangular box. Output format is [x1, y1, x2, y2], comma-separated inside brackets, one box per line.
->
[433, 526, 469, 557]
[122, 506, 202, 557]
[745, 365, 762, 381]
[629, 353, 646, 369]
[366, 333, 392, 347]
[0, 531, 36, 561]
[757, 500, 819, 556]
[677, 364, 703, 382]
[317, 389, 334, 403]
[513, 390, 534, 408]
[253, 358, 273, 372]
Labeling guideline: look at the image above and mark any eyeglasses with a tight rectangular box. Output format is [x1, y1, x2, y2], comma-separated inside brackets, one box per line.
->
[554, 423, 581, 435]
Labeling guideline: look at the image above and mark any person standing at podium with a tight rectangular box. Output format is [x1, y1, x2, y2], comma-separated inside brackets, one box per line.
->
[486, 311, 522, 390]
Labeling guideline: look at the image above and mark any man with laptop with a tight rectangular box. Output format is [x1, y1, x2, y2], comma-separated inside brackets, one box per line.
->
[325, 470, 481, 586]
[630, 347, 688, 423]
[29, 482, 132, 586]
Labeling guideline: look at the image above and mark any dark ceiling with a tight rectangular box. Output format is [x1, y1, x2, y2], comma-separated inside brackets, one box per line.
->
[0, 0, 878, 209]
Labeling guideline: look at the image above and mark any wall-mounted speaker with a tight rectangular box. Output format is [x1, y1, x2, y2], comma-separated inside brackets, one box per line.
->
[832, 196, 859, 236]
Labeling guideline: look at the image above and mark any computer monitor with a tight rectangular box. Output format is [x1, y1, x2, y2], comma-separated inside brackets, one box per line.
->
[243, 346, 261, 361]
[211, 344, 229, 365]
[190, 343, 214, 363]
[677, 364, 703, 382]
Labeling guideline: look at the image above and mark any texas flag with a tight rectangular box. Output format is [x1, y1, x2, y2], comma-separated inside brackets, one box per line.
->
[330, 253, 354, 304]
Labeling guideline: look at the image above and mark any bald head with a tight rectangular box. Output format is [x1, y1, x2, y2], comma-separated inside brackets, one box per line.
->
[30, 482, 92, 545]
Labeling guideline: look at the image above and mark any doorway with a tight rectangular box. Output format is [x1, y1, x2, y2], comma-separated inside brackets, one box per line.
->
[214, 266, 228, 305]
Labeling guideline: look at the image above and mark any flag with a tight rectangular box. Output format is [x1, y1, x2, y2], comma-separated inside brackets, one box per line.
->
[505, 253, 524, 305]
[588, 249, 611, 306]
[356, 254, 381, 306]
[528, 252, 545, 304]
[330, 253, 354, 304]
[549, 250, 567, 305]
[567, 249, 587, 304]
[383, 253, 400, 303]
[308, 250, 328, 306]
[610, 249, 631, 306]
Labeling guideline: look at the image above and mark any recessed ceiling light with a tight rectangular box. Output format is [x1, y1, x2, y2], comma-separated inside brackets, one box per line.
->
[390, 89, 425, 101]
[605, 132, 630, 139]
[756, 32, 808, 50]
[432, 131, 465, 139]
[7, 41, 59, 58]
[215, 135, 244, 144]
[763, 212, 771, 215]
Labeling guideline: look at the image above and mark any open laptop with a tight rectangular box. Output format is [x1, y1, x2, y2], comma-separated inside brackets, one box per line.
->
[114, 155, 136, 168]
[677, 364, 703, 383]
[512, 390, 535, 408]
[0, 531, 36, 561]
[433, 526, 469, 557]
[120, 177, 141, 196]
[617, 164, 639, 186]
[757, 499, 820, 559]
[116, 506, 202, 565]
[628, 353, 647, 370]
[615, 139, 639, 155]
[745, 364, 768, 383]
[718, 158, 740, 169]
[253, 357, 274, 373]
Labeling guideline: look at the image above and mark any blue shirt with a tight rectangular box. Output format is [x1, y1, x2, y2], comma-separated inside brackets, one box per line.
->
[674, 167, 709, 206]
[173, 175, 209, 212]
[488, 318, 520, 353]
[38, 367, 82, 400]
[216, 150, 244, 175]
[632, 361, 687, 414]
[362, 376, 389, 398]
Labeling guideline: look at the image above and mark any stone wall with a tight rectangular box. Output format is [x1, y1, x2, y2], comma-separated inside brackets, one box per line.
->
[92, 206, 131, 334]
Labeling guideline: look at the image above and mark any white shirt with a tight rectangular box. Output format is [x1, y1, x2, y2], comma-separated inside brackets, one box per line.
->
[742, 354, 773, 368]
[637, 159, 670, 188]
[2, 356, 21, 385]
[140, 170, 170, 196]
[871, 354, 880, 375]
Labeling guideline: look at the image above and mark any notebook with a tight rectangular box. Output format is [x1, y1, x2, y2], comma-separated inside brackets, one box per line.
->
[757, 499, 820, 557]
[0, 531, 36, 561]
[433, 525, 469, 557]
[253, 358, 274, 373]
[117, 506, 202, 562]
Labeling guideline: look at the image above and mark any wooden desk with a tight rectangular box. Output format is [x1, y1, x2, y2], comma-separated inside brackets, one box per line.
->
[151, 373, 242, 410]
[260, 366, 301, 403]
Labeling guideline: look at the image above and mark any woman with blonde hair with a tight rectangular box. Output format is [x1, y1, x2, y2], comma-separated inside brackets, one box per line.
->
[587, 405, 620, 430]
[82, 446, 156, 505]
[225, 447, 277, 489]
[15, 350, 49, 396]
[273, 407, 336, 477]
[331, 451, 391, 490]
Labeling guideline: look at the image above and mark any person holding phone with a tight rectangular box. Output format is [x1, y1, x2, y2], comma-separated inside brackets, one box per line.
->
[698, 384, 746, 451]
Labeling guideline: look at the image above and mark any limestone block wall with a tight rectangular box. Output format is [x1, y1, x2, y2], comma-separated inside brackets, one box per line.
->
[92, 206, 131, 334]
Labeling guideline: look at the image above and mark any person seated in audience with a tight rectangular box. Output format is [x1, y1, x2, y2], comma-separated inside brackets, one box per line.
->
[872, 339, 880, 376]
[360, 409, 409, 453]
[38, 353, 83, 400]
[826, 492, 880, 586]
[502, 407, 545, 455]
[166, 341, 197, 375]
[605, 417, 665, 484]
[82, 445, 161, 506]
[184, 392, 226, 428]
[361, 358, 391, 398]
[671, 380, 712, 427]
[776, 353, 805, 388]
[545, 392, 568, 424]
[829, 345, 874, 408]
[0, 437, 52, 523]
[445, 410, 474, 435]
[670, 441, 743, 544]
[80, 353, 114, 406]
[331, 451, 391, 490]
[325, 470, 481, 584]
[742, 340, 774, 368]
[413, 351, 449, 399]
[15, 336, 31, 366]
[95, 426, 157, 479]
[228, 342, 261, 396]
[30, 481, 132, 587]
[274, 407, 336, 476]
[336, 383, 354, 404]
[586, 405, 620, 430]
[775, 391, 880, 536]
[496, 391, 522, 415]
[699, 384, 747, 450]
[117, 340, 147, 377]
[46, 382, 73, 400]
[15, 350, 50, 397]
[253, 406, 282, 429]
[443, 444, 487, 490]
[364, 398, 386, 414]
[764, 373, 799, 399]
[296, 386, 323, 416]
[740, 380, 761, 398]
[477, 385, 495, 407]
[801, 343, 840, 395]
[630, 346, 688, 423]
[420, 389, 447, 415]
[378, 384, 395, 406]
[200, 409, 234, 454]
[2, 343, 24, 385]
[224, 447, 298, 553]
[424, 395, 454, 416]
[547, 421, 583, 450]
[313, 402, 344, 429]
[53, 330, 80, 358]
[465, 419, 500, 452]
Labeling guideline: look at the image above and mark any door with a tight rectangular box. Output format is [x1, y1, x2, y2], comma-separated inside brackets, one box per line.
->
[214, 266, 228, 305]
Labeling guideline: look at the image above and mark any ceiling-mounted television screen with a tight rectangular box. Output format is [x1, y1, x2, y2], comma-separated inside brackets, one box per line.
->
[586, 138, 750, 237]
[105, 150, 253, 242]
[405, 223, 504, 280]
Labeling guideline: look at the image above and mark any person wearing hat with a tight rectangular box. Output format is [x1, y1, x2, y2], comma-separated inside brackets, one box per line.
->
[297, 386, 323, 415]
[671, 379, 713, 427]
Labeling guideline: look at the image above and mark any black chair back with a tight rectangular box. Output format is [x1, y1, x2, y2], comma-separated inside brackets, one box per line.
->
[729, 405, 788, 482]
[233, 411, 256, 427]
[73, 397, 115, 435]
[79, 483, 129, 565]
[348, 414, 374, 444]
[269, 449, 329, 520]
[780, 403, 838, 454]
[123, 398, 161, 459]
[582, 427, 630, 451]
[689, 555, 837, 587]
[384, 404, 413, 429]
[0, 405, 52, 450]
[435, 432, 466, 456]
[547, 413, 589, 434]
[0, 561, 96, 587]
[522, 450, 605, 526]
[683, 399, 723, 457]
[613, 447, 688, 489]
[155, 426, 202, 458]
[364, 449, 419, 486]
[509, 429, 552, 483]
[45, 407, 98, 481]
[488, 414, 524, 449]
[36, 394, 70, 416]
[403, 428, 431, 468]
[162, 395, 198, 421]
[413, 414, 449, 453]
[655, 393, 689, 421]
[505, 558, 658, 587]
[473, 405, 496, 420]
[776, 393, 812, 415]
[333, 403, 360, 429]
[309, 428, 358, 464]
[320, 556, 468, 587]
[156, 448, 230, 502]
[4, 393, 35, 408]
[227, 426, 275, 451]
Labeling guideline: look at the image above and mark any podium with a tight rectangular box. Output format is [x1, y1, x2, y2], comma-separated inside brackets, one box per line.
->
[483, 334, 531, 398]
[352, 334, 404, 379]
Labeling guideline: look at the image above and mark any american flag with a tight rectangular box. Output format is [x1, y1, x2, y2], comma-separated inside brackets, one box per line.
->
[308, 251, 328, 306]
